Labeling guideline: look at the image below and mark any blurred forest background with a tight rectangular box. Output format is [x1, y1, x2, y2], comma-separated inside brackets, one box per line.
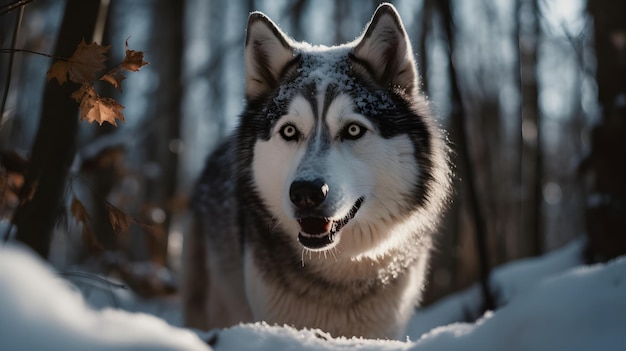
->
[1, 0, 624, 310]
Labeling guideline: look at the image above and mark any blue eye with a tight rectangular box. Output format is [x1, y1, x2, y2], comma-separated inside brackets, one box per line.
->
[279, 124, 300, 141]
[341, 123, 366, 140]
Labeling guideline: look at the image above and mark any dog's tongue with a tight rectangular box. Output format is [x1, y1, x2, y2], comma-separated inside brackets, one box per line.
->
[297, 217, 331, 235]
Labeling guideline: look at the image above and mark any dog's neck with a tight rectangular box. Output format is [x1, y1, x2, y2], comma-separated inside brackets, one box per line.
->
[247, 208, 433, 300]
[302, 234, 431, 285]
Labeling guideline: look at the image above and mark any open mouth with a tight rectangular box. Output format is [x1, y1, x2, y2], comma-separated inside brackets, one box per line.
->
[297, 197, 364, 250]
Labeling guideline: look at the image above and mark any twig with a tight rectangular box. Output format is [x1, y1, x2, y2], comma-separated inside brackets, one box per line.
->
[2, 223, 14, 242]
[0, 48, 65, 59]
[0, 0, 34, 16]
[0, 5, 25, 127]
[61, 271, 128, 289]
[61, 271, 128, 308]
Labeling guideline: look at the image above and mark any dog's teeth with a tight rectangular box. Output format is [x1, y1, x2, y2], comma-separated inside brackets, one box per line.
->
[297, 217, 331, 235]
[295, 197, 364, 245]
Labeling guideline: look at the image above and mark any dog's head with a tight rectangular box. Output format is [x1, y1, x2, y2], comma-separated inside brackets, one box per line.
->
[239, 4, 449, 257]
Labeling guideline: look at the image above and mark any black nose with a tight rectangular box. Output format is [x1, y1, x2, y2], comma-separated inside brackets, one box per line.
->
[289, 179, 328, 209]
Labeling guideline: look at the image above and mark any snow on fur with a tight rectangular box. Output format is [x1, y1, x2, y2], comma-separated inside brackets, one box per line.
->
[265, 46, 396, 123]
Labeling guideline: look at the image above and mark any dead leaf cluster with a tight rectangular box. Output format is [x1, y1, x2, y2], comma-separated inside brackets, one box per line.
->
[46, 39, 148, 126]
[0, 151, 31, 218]
[70, 196, 136, 255]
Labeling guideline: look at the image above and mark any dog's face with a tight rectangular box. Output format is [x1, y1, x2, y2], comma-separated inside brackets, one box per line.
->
[241, 5, 439, 256]
[252, 85, 420, 255]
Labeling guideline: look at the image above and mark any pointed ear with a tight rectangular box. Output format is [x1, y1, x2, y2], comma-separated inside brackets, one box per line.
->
[245, 12, 294, 100]
[352, 4, 418, 95]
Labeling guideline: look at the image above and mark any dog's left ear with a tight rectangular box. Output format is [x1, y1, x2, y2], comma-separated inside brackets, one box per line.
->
[353, 4, 418, 95]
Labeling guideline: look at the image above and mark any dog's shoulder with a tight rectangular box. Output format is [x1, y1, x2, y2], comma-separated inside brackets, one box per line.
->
[192, 136, 238, 216]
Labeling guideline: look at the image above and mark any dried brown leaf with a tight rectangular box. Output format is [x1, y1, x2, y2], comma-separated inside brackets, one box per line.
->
[107, 203, 130, 235]
[70, 196, 91, 225]
[121, 39, 148, 72]
[47, 39, 110, 85]
[81, 146, 125, 172]
[46, 60, 72, 85]
[100, 67, 126, 91]
[0, 170, 8, 201]
[68, 39, 109, 83]
[78, 91, 126, 127]
[93, 97, 125, 126]
[20, 180, 38, 205]
[0, 169, 20, 215]
[0, 150, 28, 174]
[8, 172, 24, 190]
[70, 84, 92, 103]
[82, 224, 104, 254]
[70, 196, 103, 253]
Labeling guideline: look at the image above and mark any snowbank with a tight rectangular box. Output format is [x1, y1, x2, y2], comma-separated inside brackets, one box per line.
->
[412, 255, 626, 350]
[0, 243, 210, 351]
[1, 241, 624, 351]
[407, 238, 586, 336]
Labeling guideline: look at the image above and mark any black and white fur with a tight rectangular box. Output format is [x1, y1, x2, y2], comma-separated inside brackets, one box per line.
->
[182, 3, 451, 339]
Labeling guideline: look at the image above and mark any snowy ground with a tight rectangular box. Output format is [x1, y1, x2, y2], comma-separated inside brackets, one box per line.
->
[1, 239, 625, 350]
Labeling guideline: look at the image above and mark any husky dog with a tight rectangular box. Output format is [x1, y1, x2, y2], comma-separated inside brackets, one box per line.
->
[182, 3, 451, 339]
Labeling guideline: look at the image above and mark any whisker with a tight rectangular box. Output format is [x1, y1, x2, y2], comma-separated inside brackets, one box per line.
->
[330, 247, 338, 262]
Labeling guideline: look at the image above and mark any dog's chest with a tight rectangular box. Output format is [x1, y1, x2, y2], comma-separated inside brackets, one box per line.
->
[243, 250, 421, 339]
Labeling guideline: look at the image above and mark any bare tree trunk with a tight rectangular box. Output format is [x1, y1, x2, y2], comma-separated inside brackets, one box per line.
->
[419, 0, 463, 305]
[142, 0, 185, 265]
[13, 0, 102, 258]
[437, 0, 494, 312]
[289, 0, 307, 40]
[419, 0, 433, 94]
[517, 0, 543, 258]
[334, 0, 346, 44]
[583, 0, 626, 262]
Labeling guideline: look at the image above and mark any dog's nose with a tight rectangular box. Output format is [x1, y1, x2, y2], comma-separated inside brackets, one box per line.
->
[289, 179, 328, 209]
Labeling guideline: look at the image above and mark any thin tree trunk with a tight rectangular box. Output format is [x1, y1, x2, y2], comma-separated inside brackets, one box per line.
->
[584, 0, 626, 262]
[419, 0, 432, 93]
[90, 10, 117, 253]
[437, 0, 494, 312]
[517, 0, 543, 258]
[142, 0, 184, 265]
[333, 0, 346, 44]
[289, 0, 307, 40]
[13, 0, 102, 258]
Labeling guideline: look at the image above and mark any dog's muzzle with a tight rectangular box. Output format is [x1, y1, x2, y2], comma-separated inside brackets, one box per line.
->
[289, 179, 364, 249]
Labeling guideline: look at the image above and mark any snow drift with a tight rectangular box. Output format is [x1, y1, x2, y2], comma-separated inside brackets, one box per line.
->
[0, 241, 624, 350]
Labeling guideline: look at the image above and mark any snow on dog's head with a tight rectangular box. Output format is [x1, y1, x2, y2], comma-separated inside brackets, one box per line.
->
[240, 4, 451, 259]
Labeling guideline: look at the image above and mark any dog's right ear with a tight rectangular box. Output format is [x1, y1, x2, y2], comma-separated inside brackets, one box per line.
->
[245, 12, 294, 101]
[352, 4, 418, 96]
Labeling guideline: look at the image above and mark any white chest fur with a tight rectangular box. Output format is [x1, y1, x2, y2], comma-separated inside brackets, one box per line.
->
[243, 250, 423, 339]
